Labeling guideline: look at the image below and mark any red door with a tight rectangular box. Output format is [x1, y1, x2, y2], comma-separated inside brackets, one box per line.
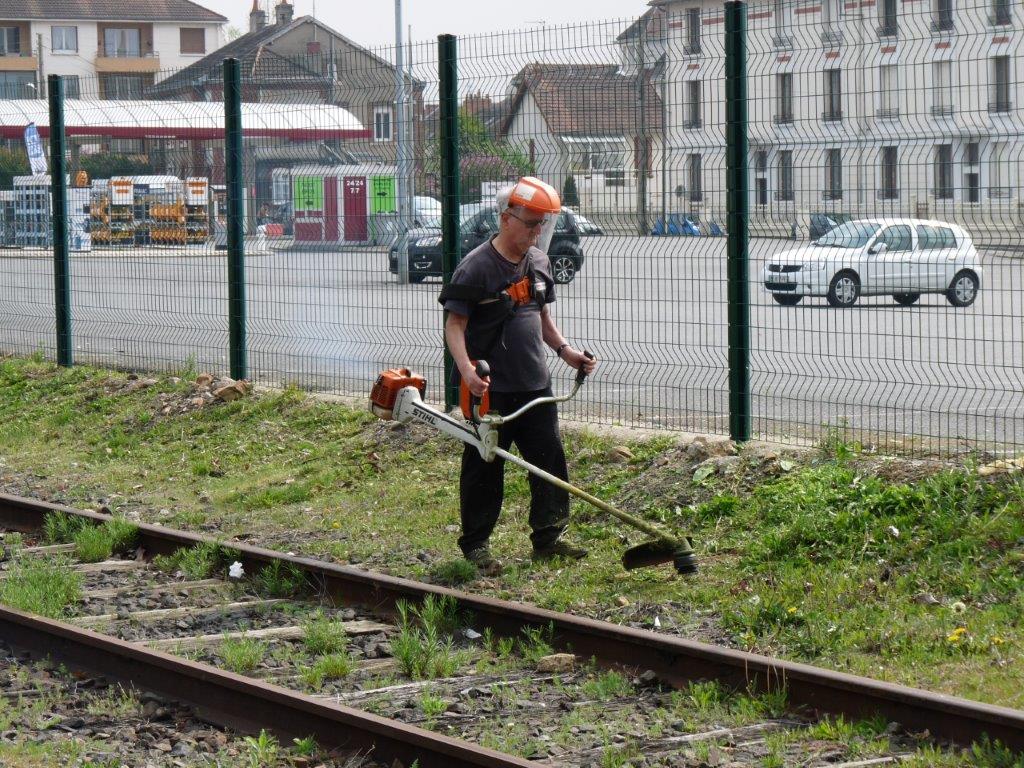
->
[324, 177, 339, 242]
[343, 176, 367, 242]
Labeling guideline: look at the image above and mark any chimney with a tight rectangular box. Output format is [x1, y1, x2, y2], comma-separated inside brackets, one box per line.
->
[249, 0, 266, 32]
[275, 0, 294, 26]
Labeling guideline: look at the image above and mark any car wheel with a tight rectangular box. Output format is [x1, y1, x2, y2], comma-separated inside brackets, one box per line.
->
[826, 271, 860, 307]
[772, 294, 802, 306]
[551, 255, 577, 284]
[946, 270, 979, 307]
[893, 293, 920, 306]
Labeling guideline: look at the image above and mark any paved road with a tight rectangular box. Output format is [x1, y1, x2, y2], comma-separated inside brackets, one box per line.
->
[0, 235, 1021, 453]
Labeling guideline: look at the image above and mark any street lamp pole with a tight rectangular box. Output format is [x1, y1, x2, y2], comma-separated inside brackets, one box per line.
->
[395, 0, 411, 284]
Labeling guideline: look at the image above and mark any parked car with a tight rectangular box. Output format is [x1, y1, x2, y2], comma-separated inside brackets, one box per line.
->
[808, 212, 854, 241]
[763, 218, 981, 308]
[389, 205, 592, 284]
[413, 196, 442, 226]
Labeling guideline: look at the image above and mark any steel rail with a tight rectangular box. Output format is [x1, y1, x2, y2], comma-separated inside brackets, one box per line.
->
[2, 492, 1022, 752]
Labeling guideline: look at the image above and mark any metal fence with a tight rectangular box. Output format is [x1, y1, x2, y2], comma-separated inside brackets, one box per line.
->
[0, 0, 1021, 456]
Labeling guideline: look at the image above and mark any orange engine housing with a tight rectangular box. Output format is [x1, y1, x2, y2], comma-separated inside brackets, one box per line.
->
[370, 368, 426, 419]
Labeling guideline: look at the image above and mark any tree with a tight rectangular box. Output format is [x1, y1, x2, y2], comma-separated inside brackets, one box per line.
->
[0, 148, 30, 190]
[78, 153, 154, 180]
[562, 175, 580, 207]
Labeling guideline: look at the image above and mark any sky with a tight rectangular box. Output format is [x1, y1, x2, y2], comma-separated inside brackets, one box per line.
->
[200, 0, 652, 49]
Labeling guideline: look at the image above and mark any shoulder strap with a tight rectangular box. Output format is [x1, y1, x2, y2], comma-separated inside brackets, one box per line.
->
[438, 283, 499, 305]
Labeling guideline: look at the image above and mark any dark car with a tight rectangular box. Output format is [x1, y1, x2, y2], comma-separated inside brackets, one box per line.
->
[389, 205, 596, 284]
[808, 212, 854, 242]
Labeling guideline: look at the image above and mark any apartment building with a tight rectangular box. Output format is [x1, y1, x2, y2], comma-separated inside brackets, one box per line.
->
[0, 0, 226, 100]
[646, 0, 1022, 238]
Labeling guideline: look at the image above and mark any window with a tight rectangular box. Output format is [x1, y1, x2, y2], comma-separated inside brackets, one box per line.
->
[685, 8, 701, 54]
[824, 69, 842, 121]
[989, 142, 1010, 198]
[934, 144, 953, 199]
[686, 80, 702, 128]
[100, 73, 148, 99]
[992, 0, 1011, 24]
[0, 26, 20, 55]
[991, 56, 1011, 112]
[917, 224, 956, 248]
[51, 26, 77, 53]
[965, 141, 979, 164]
[104, 28, 141, 57]
[688, 154, 703, 202]
[566, 137, 627, 172]
[878, 65, 898, 118]
[48, 74, 80, 99]
[756, 150, 768, 174]
[879, 0, 898, 35]
[773, 0, 791, 46]
[877, 225, 912, 251]
[777, 150, 794, 200]
[824, 148, 842, 200]
[880, 146, 898, 199]
[179, 28, 205, 55]
[0, 71, 33, 98]
[373, 105, 392, 141]
[776, 73, 793, 123]
[933, 0, 954, 30]
[932, 61, 953, 116]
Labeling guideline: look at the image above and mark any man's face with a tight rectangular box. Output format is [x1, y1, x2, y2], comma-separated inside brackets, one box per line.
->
[500, 205, 547, 252]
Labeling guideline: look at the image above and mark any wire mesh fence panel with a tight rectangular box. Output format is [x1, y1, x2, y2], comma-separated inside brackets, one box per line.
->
[451, 20, 733, 430]
[232, 40, 447, 393]
[744, 0, 1023, 454]
[0, 3, 1019, 456]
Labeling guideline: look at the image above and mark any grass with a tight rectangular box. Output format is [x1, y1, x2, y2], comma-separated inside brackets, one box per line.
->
[391, 596, 467, 680]
[0, 556, 82, 618]
[300, 653, 355, 689]
[302, 612, 348, 655]
[72, 518, 138, 562]
[153, 540, 232, 580]
[219, 637, 266, 674]
[0, 357, 1020, 712]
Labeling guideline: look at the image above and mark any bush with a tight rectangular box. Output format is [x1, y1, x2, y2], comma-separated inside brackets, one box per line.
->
[562, 175, 580, 207]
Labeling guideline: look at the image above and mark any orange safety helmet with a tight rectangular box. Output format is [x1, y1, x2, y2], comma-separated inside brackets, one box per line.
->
[506, 176, 560, 215]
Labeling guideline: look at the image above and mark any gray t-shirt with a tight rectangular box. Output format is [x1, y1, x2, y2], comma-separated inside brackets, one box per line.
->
[443, 237, 556, 392]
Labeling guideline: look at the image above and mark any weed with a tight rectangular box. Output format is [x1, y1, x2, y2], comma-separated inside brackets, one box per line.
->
[72, 525, 113, 563]
[0, 556, 81, 618]
[429, 558, 477, 586]
[220, 637, 266, 674]
[302, 612, 348, 656]
[153, 540, 226, 580]
[301, 653, 354, 689]
[968, 736, 1024, 768]
[243, 728, 279, 768]
[254, 560, 305, 597]
[683, 680, 727, 715]
[42, 511, 88, 544]
[84, 685, 138, 718]
[582, 669, 632, 700]
[391, 599, 465, 680]
[291, 735, 317, 757]
[418, 688, 447, 720]
[416, 594, 462, 636]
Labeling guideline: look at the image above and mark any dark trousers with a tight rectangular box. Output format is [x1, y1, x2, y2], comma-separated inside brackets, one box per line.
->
[458, 388, 570, 555]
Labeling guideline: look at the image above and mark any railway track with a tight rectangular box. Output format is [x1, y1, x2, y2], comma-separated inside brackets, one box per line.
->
[0, 491, 1021, 767]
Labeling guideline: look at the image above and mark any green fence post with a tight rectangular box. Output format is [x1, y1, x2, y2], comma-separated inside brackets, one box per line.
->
[725, 1, 751, 442]
[439, 34, 460, 410]
[223, 58, 247, 381]
[48, 74, 72, 367]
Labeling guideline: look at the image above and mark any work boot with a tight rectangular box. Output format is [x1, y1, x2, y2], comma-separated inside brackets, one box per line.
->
[532, 540, 588, 562]
[465, 547, 503, 577]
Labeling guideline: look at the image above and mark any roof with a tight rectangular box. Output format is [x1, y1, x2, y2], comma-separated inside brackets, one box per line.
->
[0, 99, 368, 141]
[499, 63, 663, 139]
[151, 15, 413, 98]
[1, 0, 226, 22]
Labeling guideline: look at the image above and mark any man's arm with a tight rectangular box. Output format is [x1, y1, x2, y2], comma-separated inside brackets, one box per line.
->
[540, 306, 597, 374]
[445, 312, 489, 396]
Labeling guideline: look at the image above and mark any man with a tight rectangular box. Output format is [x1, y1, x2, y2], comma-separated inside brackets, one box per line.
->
[440, 177, 598, 576]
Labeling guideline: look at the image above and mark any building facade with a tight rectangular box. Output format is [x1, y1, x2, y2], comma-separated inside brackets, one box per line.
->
[648, 0, 1022, 239]
[0, 0, 226, 100]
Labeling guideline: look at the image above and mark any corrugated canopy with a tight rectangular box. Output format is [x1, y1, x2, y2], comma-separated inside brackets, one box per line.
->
[0, 99, 368, 141]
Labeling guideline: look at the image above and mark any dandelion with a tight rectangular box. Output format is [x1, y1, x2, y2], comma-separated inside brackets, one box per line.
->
[787, 607, 798, 614]
[950, 601, 967, 614]
[331, 522, 340, 529]
[992, 636, 1005, 646]
[748, 595, 761, 606]
[946, 626, 967, 643]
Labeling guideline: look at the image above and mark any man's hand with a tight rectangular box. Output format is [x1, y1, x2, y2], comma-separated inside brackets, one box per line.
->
[460, 360, 490, 397]
[562, 347, 597, 375]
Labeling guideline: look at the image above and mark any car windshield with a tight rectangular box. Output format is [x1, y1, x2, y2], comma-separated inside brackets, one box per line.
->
[814, 221, 881, 248]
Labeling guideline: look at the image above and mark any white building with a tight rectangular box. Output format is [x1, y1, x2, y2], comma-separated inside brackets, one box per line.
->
[645, 0, 1023, 240]
[0, 0, 227, 100]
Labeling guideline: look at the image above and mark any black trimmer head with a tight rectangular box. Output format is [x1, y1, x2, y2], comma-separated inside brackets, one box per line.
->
[622, 538, 698, 575]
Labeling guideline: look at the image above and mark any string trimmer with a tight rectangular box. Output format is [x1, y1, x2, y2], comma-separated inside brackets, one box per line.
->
[370, 358, 697, 575]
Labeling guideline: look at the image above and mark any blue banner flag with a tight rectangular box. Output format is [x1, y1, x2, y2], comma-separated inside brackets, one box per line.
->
[23, 122, 47, 176]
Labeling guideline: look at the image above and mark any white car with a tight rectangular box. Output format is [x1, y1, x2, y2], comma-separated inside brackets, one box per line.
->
[763, 218, 981, 308]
